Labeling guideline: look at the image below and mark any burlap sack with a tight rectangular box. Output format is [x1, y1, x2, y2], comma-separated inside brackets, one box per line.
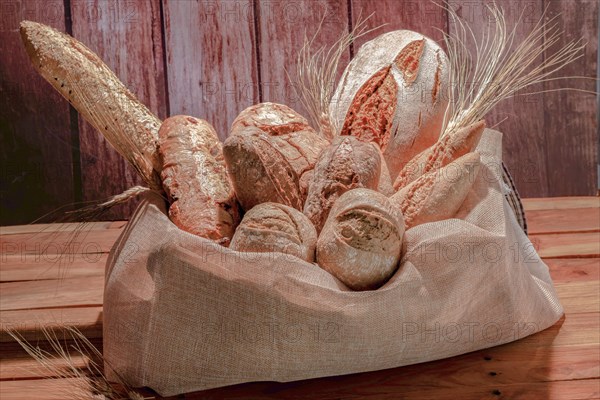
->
[103, 129, 563, 396]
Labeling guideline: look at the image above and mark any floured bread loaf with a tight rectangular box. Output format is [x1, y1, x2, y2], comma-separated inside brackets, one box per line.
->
[228, 103, 328, 207]
[230, 202, 317, 262]
[394, 120, 486, 190]
[159, 116, 240, 245]
[317, 188, 405, 291]
[303, 136, 381, 233]
[231, 102, 314, 136]
[223, 127, 304, 211]
[330, 30, 449, 179]
[390, 152, 481, 229]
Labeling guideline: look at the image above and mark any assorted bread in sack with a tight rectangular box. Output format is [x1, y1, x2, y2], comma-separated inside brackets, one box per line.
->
[21, 22, 484, 291]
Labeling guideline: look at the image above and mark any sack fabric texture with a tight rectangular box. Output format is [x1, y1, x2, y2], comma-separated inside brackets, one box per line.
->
[103, 129, 563, 396]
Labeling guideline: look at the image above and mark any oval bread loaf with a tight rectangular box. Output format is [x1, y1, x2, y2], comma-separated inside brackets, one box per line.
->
[390, 152, 481, 229]
[303, 136, 381, 233]
[159, 116, 240, 245]
[330, 30, 450, 179]
[231, 102, 314, 136]
[223, 127, 304, 211]
[394, 120, 486, 190]
[317, 188, 405, 291]
[230, 202, 317, 262]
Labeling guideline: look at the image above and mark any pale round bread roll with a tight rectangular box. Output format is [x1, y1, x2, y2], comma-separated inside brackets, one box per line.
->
[330, 30, 450, 179]
[317, 188, 405, 291]
[230, 202, 317, 262]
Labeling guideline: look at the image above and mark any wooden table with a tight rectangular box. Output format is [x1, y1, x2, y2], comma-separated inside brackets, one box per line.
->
[1, 197, 599, 399]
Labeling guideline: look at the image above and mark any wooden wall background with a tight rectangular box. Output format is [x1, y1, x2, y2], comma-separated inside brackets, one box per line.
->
[0, 0, 597, 225]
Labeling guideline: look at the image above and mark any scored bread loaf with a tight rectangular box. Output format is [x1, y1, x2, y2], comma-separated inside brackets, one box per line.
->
[303, 136, 381, 233]
[316, 188, 405, 291]
[330, 30, 449, 179]
[20, 21, 162, 190]
[230, 202, 317, 262]
[393, 120, 486, 190]
[223, 127, 304, 211]
[159, 116, 240, 245]
[230, 103, 328, 202]
[390, 152, 481, 229]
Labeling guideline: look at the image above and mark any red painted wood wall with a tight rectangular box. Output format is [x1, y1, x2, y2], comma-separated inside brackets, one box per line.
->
[1, 0, 597, 224]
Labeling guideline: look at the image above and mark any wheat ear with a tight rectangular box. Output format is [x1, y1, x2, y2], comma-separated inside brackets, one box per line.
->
[440, 2, 591, 137]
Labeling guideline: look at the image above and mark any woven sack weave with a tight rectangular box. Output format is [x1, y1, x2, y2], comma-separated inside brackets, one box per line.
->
[103, 128, 562, 396]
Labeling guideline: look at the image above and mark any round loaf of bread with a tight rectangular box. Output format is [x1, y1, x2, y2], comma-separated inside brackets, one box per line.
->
[303, 136, 381, 233]
[230, 202, 318, 262]
[223, 127, 303, 211]
[231, 102, 314, 136]
[330, 30, 449, 179]
[316, 188, 405, 290]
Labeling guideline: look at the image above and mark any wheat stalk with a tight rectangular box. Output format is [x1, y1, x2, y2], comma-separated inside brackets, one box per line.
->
[5, 326, 151, 400]
[290, 14, 380, 140]
[440, 2, 591, 137]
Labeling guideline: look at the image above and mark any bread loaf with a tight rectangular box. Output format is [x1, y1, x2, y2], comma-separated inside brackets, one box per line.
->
[230, 202, 317, 262]
[20, 21, 162, 191]
[231, 102, 314, 136]
[316, 188, 405, 291]
[223, 127, 304, 211]
[303, 136, 381, 233]
[330, 30, 449, 179]
[159, 116, 240, 245]
[394, 120, 486, 190]
[390, 152, 481, 229]
[227, 103, 328, 208]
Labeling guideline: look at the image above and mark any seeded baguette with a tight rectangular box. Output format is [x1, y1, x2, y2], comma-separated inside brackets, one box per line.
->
[390, 152, 481, 229]
[303, 136, 381, 233]
[394, 120, 486, 190]
[20, 21, 162, 190]
[230, 202, 317, 262]
[317, 188, 405, 291]
[330, 30, 450, 179]
[159, 116, 240, 245]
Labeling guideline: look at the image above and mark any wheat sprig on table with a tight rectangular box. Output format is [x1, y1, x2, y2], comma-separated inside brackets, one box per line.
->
[6, 326, 151, 400]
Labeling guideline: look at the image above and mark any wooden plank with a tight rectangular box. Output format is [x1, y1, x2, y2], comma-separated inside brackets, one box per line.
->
[0, 0, 75, 226]
[546, 258, 600, 283]
[0, 307, 103, 343]
[0, 221, 123, 236]
[532, 231, 600, 258]
[70, 0, 168, 220]
[555, 281, 600, 314]
[447, 0, 550, 198]
[258, 0, 351, 126]
[0, 253, 106, 282]
[0, 229, 121, 256]
[0, 277, 104, 311]
[163, 0, 258, 140]
[526, 207, 600, 234]
[350, 0, 448, 46]
[523, 196, 600, 211]
[543, 0, 598, 196]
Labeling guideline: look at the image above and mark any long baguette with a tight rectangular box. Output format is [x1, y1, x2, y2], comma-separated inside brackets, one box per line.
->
[20, 21, 162, 190]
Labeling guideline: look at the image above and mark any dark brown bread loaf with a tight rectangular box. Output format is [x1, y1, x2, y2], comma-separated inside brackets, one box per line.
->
[159, 116, 240, 245]
[223, 127, 304, 211]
